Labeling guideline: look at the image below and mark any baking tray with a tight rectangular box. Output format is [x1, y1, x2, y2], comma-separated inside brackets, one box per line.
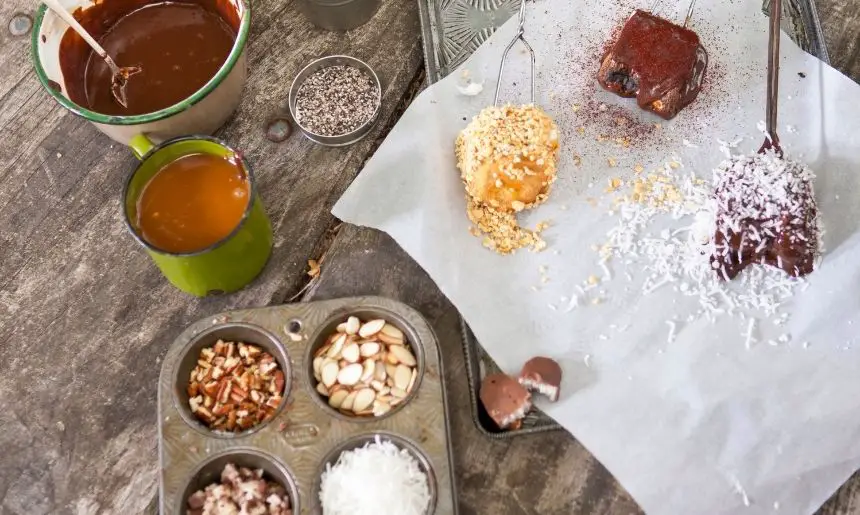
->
[433, 0, 833, 437]
[418, 0, 831, 84]
[158, 297, 457, 514]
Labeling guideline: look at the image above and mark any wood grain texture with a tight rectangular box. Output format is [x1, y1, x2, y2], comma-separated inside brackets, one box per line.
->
[815, 0, 860, 80]
[0, 0, 421, 512]
[0, 0, 858, 513]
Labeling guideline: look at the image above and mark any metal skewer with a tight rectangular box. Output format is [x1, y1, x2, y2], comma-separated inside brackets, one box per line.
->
[683, 0, 697, 27]
[759, 0, 783, 154]
[648, 0, 697, 27]
[494, 0, 535, 106]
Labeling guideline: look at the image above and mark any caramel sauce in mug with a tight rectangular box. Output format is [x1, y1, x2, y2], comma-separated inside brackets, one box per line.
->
[135, 153, 250, 254]
[59, 0, 240, 116]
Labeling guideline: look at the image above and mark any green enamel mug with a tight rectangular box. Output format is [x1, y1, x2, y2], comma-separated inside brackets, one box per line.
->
[122, 134, 273, 296]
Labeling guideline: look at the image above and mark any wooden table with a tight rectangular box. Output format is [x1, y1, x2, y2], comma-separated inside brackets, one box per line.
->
[1, 0, 858, 513]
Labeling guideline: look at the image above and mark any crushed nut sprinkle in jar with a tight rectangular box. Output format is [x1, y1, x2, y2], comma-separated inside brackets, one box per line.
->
[294, 65, 380, 137]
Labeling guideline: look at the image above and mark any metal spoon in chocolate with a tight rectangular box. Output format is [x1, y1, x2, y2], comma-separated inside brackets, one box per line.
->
[44, 0, 141, 109]
[759, 0, 783, 155]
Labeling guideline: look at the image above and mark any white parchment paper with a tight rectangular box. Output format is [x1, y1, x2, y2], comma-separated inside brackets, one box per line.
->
[333, 0, 860, 512]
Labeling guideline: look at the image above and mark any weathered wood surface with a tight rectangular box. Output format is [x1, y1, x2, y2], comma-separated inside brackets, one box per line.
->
[0, 0, 859, 514]
[0, 0, 422, 512]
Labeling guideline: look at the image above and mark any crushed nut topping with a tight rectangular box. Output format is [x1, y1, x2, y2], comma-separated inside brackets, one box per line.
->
[187, 340, 285, 432]
[187, 463, 292, 515]
[455, 104, 560, 254]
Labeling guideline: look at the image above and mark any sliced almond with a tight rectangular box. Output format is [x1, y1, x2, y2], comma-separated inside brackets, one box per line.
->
[359, 342, 381, 357]
[314, 344, 330, 358]
[370, 380, 385, 391]
[337, 363, 363, 386]
[358, 319, 386, 338]
[374, 361, 387, 381]
[327, 334, 346, 359]
[352, 388, 376, 413]
[313, 357, 324, 376]
[342, 343, 360, 363]
[381, 323, 404, 340]
[391, 387, 408, 398]
[372, 399, 391, 416]
[345, 316, 360, 335]
[386, 352, 399, 365]
[341, 390, 358, 411]
[317, 382, 330, 397]
[328, 389, 349, 409]
[390, 397, 404, 406]
[384, 363, 398, 379]
[336, 322, 348, 333]
[378, 332, 404, 345]
[321, 361, 340, 388]
[329, 383, 347, 395]
[407, 368, 418, 393]
[388, 345, 417, 367]
[394, 364, 412, 390]
[360, 359, 375, 382]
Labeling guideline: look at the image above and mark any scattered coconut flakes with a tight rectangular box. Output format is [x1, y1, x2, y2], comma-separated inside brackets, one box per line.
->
[589, 155, 821, 343]
[457, 81, 484, 96]
[730, 475, 752, 507]
[666, 320, 677, 343]
[319, 436, 431, 515]
[744, 318, 756, 349]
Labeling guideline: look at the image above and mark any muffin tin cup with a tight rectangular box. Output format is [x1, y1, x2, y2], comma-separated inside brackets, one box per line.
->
[176, 448, 301, 514]
[173, 322, 292, 438]
[158, 297, 457, 514]
[311, 431, 438, 514]
[304, 308, 426, 423]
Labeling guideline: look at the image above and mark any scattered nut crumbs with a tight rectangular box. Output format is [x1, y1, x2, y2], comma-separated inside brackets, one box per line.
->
[467, 198, 547, 254]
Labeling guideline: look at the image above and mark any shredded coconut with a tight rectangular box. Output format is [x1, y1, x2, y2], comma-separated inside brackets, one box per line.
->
[319, 437, 431, 515]
[591, 154, 822, 344]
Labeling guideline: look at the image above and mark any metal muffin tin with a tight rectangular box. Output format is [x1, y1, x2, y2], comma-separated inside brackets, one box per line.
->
[158, 297, 457, 514]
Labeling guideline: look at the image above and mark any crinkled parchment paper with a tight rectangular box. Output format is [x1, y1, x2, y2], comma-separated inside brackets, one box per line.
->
[333, 0, 860, 512]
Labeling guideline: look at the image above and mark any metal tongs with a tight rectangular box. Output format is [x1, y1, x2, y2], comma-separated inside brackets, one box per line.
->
[494, 0, 535, 106]
[650, 0, 699, 27]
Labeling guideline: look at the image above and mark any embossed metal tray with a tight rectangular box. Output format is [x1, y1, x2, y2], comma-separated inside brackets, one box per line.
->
[418, 0, 830, 83]
[436, 0, 833, 437]
[158, 297, 457, 514]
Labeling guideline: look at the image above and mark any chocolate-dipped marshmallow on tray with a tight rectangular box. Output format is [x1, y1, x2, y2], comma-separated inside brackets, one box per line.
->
[479, 356, 563, 431]
[710, 153, 820, 281]
[597, 9, 708, 120]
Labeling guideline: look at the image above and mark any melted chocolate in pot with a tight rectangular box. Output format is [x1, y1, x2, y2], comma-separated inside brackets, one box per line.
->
[59, 1, 237, 116]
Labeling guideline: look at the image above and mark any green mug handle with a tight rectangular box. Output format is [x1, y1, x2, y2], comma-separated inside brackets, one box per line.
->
[129, 133, 155, 160]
